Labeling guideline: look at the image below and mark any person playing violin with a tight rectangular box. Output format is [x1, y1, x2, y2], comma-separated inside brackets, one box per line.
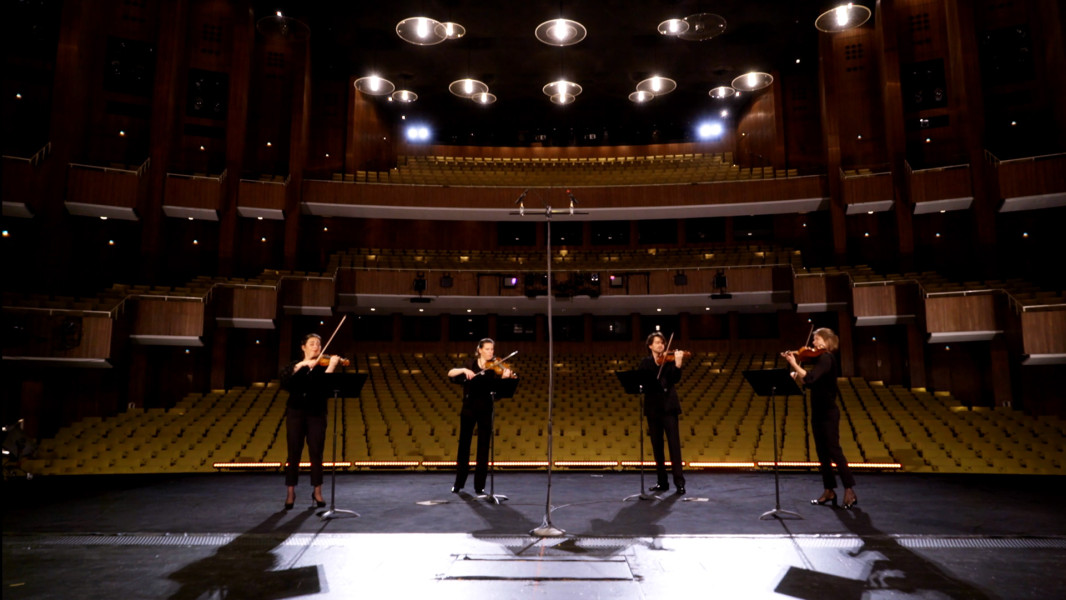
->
[639, 332, 687, 495]
[279, 333, 342, 510]
[447, 337, 516, 495]
[782, 327, 857, 509]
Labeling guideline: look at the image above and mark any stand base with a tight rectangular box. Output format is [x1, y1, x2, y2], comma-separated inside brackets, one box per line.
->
[318, 507, 360, 520]
[622, 492, 662, 502]
[759, 508, 803, 520]
[482, 493, 508, 504]
[530, 524, 566, 537]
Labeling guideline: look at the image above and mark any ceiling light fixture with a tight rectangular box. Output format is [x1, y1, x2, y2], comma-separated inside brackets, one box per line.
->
[678, 13, 727, 41]
[391, 90, 417, 103]
[550, 93, 576, 105]
[814, 3, 872, 33]
[396, 16, 448, 45]
[543, 80, 582, 98]
[657, 18, 690, 36]
[708, 85, 736, 99]
[448, 78, 489, 98]
[474, 92, 497, 105]
[635, 76, 676, 96]
[731, 71, 773, 92]
[629, 90, 653, 103]
[442, 22, 466, 39]
[535, 18, 587, 46]
[354, 75, 395, 96]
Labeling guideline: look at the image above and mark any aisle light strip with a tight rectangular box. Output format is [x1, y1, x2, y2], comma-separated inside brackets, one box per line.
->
[212, 460, 902, 470]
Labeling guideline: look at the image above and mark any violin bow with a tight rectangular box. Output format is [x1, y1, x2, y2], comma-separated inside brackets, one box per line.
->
[317, 315, 346, 361]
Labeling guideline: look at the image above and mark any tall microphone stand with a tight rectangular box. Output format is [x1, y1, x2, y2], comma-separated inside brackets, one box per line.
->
[513, 192, 585, 537]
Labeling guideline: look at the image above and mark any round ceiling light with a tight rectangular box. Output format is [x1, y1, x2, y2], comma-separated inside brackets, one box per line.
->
[708, 86, 736, 99]
[657, 19, 690, 36]
[550, 93, 576, 105]
[535, 18, 587, 46]
[442, 22, 466, 39]
[542, 80, 583, 98]
[815, 4, 873, 32]
[629, 91, 654, 103]
[396, 17, 447, 45]
[391, 90, 417, 103]
[635, 76, 677, 95]
[354, 75, 395, 96]
[473, 92, 497, 105]
[448, 78, 489, 98]
[731, 72, 773, 92]
[679, 13, 727, 41]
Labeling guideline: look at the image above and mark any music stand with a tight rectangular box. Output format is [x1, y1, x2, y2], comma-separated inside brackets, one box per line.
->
[467, 375, 519, 504]
[310, 372, 367, 520]
[615, 369, 663, 501]
[742, 368, 803, 520]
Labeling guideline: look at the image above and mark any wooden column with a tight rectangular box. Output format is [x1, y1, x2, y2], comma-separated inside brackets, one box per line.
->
[877, 0, 916, 268]
[837, 310, 855, 378]
[210, 326, 228, 390]
[20, 380, 44, 440]
[141, 0, 189, 281]
[817, 32, 848, 261]
[906, 322, 928, 389]
[989, 338, 1013, 407]
[218, 1, 254, 276]
[282, 33, 312, 269]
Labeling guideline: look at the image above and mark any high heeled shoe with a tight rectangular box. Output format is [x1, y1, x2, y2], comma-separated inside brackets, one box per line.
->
[810, 490, 837, 506]
[311, 493, 326, 508]
[842, 489, 858, 509]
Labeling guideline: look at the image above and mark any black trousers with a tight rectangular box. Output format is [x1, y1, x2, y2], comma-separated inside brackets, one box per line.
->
[811, 406, 855, 489]
[647, 413, 685, 488]
[454, 409, 493, 491]
[285, 407, 326, 487]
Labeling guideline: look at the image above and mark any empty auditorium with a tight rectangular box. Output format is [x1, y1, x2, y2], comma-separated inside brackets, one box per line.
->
[3, 1, 1065, 598]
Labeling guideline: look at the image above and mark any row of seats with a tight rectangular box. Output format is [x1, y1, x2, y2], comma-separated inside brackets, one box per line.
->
[21, 353, 1066, 476]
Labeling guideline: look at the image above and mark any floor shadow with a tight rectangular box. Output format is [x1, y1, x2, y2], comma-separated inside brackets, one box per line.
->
[583, 491, 684, 537]
[832, 506, 996, 599]
[461, 490, 542, 536]
[165, 507, 320, 600]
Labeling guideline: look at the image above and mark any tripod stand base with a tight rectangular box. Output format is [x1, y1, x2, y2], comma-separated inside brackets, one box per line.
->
[530, 524, 566, 537]
[318, 507, 360, 520]
[622, 492, 662, 502]
[482, 493, 508, 504]
[759, 508, 803, 520]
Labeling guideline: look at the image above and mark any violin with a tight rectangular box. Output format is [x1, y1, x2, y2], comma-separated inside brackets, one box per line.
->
[654, 350, 692, 366]
[483, 358, 516, 376]
[783, 346, 826, 360]
[317, 354, 350, 367]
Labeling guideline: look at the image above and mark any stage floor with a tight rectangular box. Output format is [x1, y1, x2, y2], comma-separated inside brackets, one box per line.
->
[3, 471, 1065, 599]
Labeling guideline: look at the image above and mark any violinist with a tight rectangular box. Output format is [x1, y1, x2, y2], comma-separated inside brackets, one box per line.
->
[447, 337, 516, 495]
[279, 333, 342, 510]
[639, 332, 687, 495]
[782, 327, 857, 509]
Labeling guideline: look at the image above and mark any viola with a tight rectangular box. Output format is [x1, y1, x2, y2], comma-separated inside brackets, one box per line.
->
[317, 354, 350, 367]
[654, 350, 692, 366]
[483, 358, 516, 376]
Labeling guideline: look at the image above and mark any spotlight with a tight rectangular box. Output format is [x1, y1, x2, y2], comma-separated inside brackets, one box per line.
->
[413, 272, 427, 293]
[405, 125, 431, 142]
[502, 276, 519, 289]
[711, 270, 732, 299]
[609, 274, 624, 288]
[674, 271, 688, 286]
[697, 121, 724, 140]
[439, 274, 453, 288]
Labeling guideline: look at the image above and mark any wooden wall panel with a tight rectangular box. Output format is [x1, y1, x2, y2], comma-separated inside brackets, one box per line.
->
[909, 164, 972, 203]
[302, 176, 828, 211]
[924, 294, 1000, 332]
[853, 283, 918, 317]
[66, 166, 140, 209]
[794, 274, 850, 306]
[0, 311, 113, 360]
[163, 175, 222, 209]
[1021, 310, 1066, 355]
[133, 299, 205, 337]
[213, 286, 278, 320]
[238, 179, 286, 210]
[842, 172, 894, 205]
[996, 154, 1066, 199]
[281, 277, 335, 309]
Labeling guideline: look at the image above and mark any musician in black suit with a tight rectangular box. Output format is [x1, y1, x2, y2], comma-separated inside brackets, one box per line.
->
[639, 332, 687, 495]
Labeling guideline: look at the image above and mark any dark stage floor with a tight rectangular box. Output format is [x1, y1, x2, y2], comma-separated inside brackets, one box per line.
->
[3, 471, 1065, 599]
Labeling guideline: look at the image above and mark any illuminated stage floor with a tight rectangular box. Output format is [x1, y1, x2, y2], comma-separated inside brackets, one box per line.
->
[4, 471, 1065, 599]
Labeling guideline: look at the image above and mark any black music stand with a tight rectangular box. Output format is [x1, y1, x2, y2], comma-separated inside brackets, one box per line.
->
[615, 369, 663, 501]
[311, 372, 367, 520]
[467, 375, 519, 504]
[742, 368, 803, 520]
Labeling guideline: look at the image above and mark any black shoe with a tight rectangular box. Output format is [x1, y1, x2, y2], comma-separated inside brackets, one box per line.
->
[311, 493, 326, 508]
[811, 490, 837, 507]
[474, 489, 486, 496]
[842, 489, 858, 509]
[451, 485, 462, 494]
[676, 486, 686, 496]
[284, 501, 294, 510]
[648, 484, 669, 492]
